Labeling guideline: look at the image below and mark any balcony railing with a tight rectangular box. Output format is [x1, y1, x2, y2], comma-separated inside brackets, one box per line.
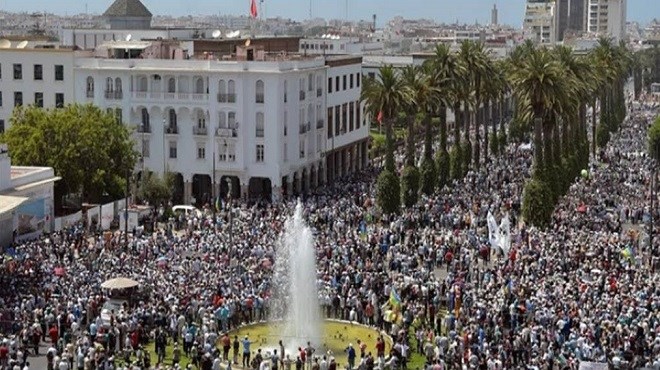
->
[317, 88, 323, 97]
[114, 91, 123, 99]
[86, 90, 94, 98]
[256, 129, 265, 137]
[217, 93, 237, 103]
[299, 91, 306, 101]
[192, 93, 208, 101]
[130, 91, 208, 102]
[104, 90, 115, 99]
[299, 122, 311, 134]
[256, 93, 265, 104]
[316, 119, 324, 129]
[216, 128, 238, 138]
[165, 125, 179, 135]
[137, 124, 151, 133]
[193, 126, 208, 135]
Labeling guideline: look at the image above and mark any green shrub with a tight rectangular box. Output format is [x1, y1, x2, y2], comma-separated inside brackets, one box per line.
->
[648, 116, 660, 162]
[419, 158, 437, 195]
[521, 178, 554, 228]
[596, 123, 610, 149]
[436, 150, 451, 188]
[449, 144, 462, 180]
[376, 170, 401, 214]
[499, 131, 508, 151]
[401, 165, 420, 208]
[462, 141, 472, 175]
[489, 133, 499, 156]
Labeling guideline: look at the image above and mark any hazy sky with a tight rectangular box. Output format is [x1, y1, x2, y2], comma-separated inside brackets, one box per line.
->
[2, 0, 658, 27]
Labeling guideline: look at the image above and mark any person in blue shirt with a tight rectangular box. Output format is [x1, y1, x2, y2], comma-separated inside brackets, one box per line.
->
[242, 336, 252, 367]
[345, 343, 356, 370]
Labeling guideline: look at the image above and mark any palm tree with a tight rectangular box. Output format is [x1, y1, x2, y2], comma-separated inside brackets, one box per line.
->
[400, 65, 424, 167]
[424, 44, 463, 186]
[361, 66, 409, 213]
[458, 40, 491, 170]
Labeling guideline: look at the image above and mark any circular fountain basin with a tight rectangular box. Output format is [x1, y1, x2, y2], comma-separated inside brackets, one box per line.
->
[227, 320, 393, 366]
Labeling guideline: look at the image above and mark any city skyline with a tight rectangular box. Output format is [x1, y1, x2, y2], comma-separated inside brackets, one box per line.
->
[1, 0, 657, 28]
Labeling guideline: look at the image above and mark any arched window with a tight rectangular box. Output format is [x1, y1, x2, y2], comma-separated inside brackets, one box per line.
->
[167, 78, 176, 93]
[141, 107, 149, 126]
[218, 112, 227, 129]
[194, 77, 204, 94]
[138, 76, 148, 92]
[105, 77, 113, 92]
[228, 112, 236, 129]
[256, 112, 264, 137]
[115, 78, 122, 92]
[255, 80, 264, 103]
[86, 77, 94, 97]
[168, 108, 177, 126]
[197, 110, 206, 128]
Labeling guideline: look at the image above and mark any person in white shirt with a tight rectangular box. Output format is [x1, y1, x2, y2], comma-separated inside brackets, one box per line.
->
[59, 358, 70, 370]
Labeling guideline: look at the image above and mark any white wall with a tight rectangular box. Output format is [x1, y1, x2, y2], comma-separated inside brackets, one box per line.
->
[0, 49, 75, 131]
[326, 62, 368, 152]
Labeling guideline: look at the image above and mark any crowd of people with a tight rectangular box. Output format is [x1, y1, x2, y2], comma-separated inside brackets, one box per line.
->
[0, 94, 659, 370]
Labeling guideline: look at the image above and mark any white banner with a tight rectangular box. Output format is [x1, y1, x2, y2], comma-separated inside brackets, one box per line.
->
[499, 215, 511, 254]
[101, 203, 114, 230]
[487, 211, 500, 249]
[55, 211, 83, 231]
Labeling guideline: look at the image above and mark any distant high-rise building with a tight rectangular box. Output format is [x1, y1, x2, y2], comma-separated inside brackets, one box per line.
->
[523, 0, 557, 44]
[491, 4, 498, 26]
[586, 0, 627, 41]
[555, 0, 585, 41]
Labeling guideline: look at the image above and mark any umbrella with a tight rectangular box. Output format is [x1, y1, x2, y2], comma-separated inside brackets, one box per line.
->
[100, 277, 139, 290]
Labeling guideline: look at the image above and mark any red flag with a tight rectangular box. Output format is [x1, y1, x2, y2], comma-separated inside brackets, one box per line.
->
[250, 0, 258, 18]
[377, 111, 383, 125]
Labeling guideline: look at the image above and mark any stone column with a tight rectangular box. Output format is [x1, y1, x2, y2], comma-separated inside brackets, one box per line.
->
[184, 180, 192, 205]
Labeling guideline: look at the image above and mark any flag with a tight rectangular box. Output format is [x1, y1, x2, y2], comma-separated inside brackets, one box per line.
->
[250, 0, 258, 18]
[487, 211, 499, 249]
[215, 197, 220, 212]
[498, 215, 511, 253]
[389, 288, 401, 309]
[376, 111, 383, 125]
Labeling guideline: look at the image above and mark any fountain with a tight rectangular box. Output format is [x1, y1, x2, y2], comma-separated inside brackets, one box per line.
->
[228, 201, 392, 365]
[270, 201, 322, 349]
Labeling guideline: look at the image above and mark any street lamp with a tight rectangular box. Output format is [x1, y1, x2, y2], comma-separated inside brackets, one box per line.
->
[226, 177, 233, 262]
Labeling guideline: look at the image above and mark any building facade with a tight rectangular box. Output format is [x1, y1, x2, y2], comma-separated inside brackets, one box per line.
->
[0, 48, 76, 134]
[71, 44, 367, 204]
[523, 0, 557, 44]
[586, 0, 627, 41]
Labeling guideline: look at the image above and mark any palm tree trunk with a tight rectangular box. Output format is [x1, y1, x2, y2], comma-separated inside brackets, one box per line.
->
[484, 99, 491, 160]
[453, 102, 461, 147]
[591, 100, 597, 158]
[406, 114, 415, 167]
[543, 117, 554, 176]
[384, 118, 396, 173]
[474, 102, 481, 170]
[423, 112, 433, 161]
[439, 104, 448, 154]
[499, 98, 506, 143]
[463, 103, 470, 143]
[533, 117, 543, 177]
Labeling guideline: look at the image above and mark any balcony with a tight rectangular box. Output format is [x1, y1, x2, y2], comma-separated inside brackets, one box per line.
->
[131, 90, 209, 103]
[193, 126, 208, 135]
[256, 129, 265, 137]
[217, 93, 237, 103]
[216, 128, 238, 138]
[256, 93, 265, 104]
[86, 90, 94, 98]
[165, 125, 179, 135]
[299, 122, 311, 134]
[316, 119, 324, 129]
[299, 90, 306, 101]
[317, 88, 323, 97]
[137, 124, 151, 133]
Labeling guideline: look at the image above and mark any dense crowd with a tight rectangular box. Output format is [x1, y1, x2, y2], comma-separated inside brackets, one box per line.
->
[0, 96, 659, 370]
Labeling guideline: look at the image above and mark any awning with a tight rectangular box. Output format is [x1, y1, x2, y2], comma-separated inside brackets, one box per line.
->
[0, 195, 28, 215]
[100, 277, 139, 290]
[13, 176, 61, 192]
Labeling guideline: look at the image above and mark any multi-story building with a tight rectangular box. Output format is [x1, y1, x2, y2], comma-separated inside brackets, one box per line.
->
[69, 42, 366, 204]
[0, 46, 76, 133]
[586, 0, 627, 41]
[523, 0, 557, 44]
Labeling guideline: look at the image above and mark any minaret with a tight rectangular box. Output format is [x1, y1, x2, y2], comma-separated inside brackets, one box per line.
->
[491, 3, 498, 26]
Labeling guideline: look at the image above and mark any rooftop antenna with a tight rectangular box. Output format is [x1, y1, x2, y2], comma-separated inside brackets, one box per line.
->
[212, 30, 222, 38]
[16, 40, 28, 49]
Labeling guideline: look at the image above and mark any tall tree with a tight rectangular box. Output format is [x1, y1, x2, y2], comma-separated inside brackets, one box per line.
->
[361, 66, 410, 213]
[1, 104, 137, 207]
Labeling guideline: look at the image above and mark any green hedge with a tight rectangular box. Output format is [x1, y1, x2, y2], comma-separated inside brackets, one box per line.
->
[521, 178, 554, 228]
[401, 165, 420, 208]
[376, 170, 401, 214]
[419, 158, 437, 195]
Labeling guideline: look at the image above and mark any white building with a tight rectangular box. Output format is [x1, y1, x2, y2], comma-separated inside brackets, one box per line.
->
[586, 0, 627, 41]
[299, 36, 384, 55]
[0, 46, 76, 133]
[69, 42, 367, 204]
[0, 144, 60, 247]
[523, 0, 557, 44]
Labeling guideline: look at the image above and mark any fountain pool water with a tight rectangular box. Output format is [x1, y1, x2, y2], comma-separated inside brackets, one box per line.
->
[228, 202, 391, 365]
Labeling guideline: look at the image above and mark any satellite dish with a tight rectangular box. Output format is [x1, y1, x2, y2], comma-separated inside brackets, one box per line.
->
[16, 40, 28, 49]
[0, 39, 10, 48]
[125, 34, 132, 42]
[245, 38, 251, 47]
[212, 30, 222, 38]
[226, 30, 240, 39]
